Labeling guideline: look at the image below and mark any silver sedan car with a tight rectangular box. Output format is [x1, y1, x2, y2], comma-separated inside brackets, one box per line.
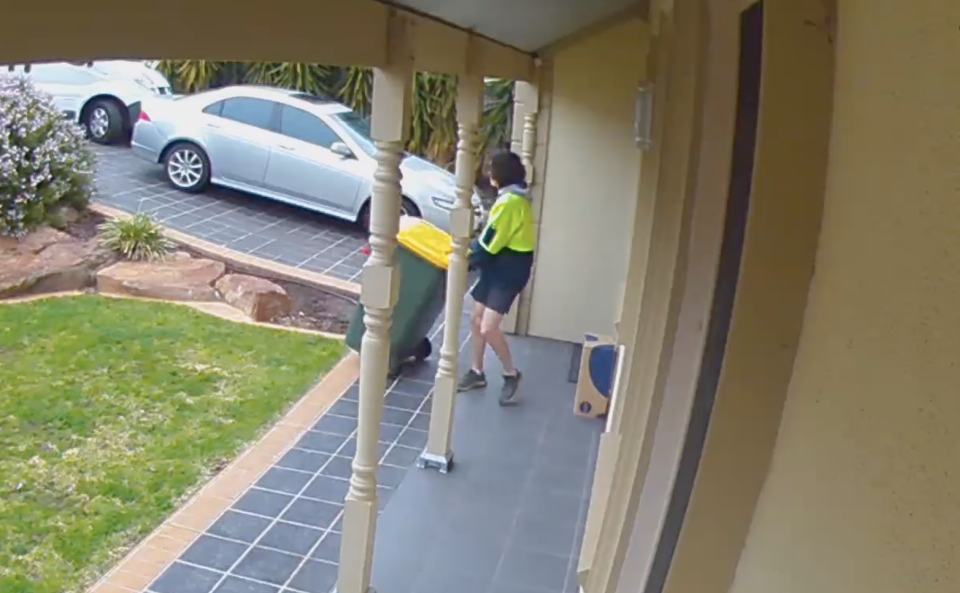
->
[131, 85, 483, 233]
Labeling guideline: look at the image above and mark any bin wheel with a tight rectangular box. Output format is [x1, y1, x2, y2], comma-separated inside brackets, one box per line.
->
[411, 338, 432, 362]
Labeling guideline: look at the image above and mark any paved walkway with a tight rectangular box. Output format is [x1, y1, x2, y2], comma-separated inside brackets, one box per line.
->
[93, 145, 368, 282]
[146, 329, 598, 593]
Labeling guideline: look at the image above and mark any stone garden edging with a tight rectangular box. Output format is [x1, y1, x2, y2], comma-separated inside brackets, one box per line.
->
[89, 203, 362, 298]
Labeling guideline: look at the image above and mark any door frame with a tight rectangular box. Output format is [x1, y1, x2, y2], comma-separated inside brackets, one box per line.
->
[656, 0, 835, 590]
[580, 0, 836, 592]
[644, 3, 764, 591]
[579, 0, 711, 591]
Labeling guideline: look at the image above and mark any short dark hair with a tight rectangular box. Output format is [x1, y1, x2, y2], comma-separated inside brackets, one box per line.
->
[489, 151, 527, 188]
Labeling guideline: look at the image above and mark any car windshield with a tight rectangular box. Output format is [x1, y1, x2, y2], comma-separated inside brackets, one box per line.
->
[331, 111, 377, 158]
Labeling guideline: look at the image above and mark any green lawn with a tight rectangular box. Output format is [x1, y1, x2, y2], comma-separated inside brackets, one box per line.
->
[0, 296, 345, 593]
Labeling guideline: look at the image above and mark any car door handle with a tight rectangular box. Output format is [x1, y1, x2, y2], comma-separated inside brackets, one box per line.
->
[277, 144, 295, 151]
[205, 122, 221, 129]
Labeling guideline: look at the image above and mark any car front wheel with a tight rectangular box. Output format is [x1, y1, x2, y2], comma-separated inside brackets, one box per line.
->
[85, 99, 124, 145]
[164, 143, 211, 193]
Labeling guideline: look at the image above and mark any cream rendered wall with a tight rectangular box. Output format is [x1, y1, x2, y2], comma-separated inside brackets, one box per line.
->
[527, 19, 648, 343]
[730, 1, 960, 592]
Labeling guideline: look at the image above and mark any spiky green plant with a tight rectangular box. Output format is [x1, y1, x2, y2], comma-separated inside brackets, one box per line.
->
[481, 78, 515, 154]
[411, 73, 458, 166]
[214, 62, 250, 88]
[157, 60, 222, 93]
[98, 215, 173, 261]
[338, 66, 373, 117]
[154, 60, 179, 85]
[245, 62, 336, 97]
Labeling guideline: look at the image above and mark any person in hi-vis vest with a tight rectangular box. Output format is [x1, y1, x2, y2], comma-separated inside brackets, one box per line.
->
[458, 151, 535, 406]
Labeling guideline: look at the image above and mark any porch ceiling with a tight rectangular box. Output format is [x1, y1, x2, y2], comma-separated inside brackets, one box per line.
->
[387, 0, 646, 52]
[0, 0, 646, 80]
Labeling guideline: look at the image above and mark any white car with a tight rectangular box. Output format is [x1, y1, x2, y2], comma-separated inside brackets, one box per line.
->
[3, 61, 172, 144]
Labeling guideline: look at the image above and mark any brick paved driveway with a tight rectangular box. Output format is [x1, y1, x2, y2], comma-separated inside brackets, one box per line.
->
[93, 144, 368, 282]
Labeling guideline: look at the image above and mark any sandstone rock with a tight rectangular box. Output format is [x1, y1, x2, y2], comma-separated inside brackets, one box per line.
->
[97, 255, 225, 302]
[18, 228, 73, 254]
[169, 251, 193, 262]
[0, 228, 99, 297]
[215, 274, 293, 322]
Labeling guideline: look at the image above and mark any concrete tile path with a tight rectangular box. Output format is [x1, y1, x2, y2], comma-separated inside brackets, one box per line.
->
[93, 145, 368, 282]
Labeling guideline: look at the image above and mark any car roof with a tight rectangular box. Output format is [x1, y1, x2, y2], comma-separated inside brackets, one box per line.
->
[201, 85, 351, 115]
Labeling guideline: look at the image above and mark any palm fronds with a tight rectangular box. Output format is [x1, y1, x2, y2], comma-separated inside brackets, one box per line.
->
[154, 62, 515, 168]
[338, 67, 374, 116]
[164, 60, 222, 93]
[245, 62, 337, 97]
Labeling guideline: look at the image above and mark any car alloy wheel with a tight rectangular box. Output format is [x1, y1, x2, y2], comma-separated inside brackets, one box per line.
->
[167, 148, 205, 189]
[88, 107, 110, 139]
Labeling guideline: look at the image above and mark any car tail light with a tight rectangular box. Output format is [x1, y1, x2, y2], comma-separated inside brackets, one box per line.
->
[139, 111, 151, 122]
[361, 245, 371, 256]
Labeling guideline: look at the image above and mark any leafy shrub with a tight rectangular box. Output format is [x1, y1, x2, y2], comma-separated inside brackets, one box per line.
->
[0, 75, 94, 237]
[98, 214, 173, 261]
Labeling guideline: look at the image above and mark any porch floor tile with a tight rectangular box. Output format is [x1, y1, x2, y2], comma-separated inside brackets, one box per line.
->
[145, 310, 601, 593]
[370, 337, 601, 593]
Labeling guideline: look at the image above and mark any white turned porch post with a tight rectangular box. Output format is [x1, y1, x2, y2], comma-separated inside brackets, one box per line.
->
[513, 80, 539, 184]
[337, 13, 413, 593]
[503, 80, 539, 335]
[521, 116, 536, 183]
[419, 74, 485, 473]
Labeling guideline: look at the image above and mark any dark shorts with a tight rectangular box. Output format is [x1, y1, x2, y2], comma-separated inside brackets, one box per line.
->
[470, 269, 530, 315]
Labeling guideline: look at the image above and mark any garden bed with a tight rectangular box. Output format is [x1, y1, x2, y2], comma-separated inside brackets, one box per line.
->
[178, 242, 357, 335]
[59, 208, 104, 242]
[0, 295, 345, 593]
[0, 210, 358, 335]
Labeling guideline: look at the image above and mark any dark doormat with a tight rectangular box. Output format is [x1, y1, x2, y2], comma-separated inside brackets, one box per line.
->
[568, 342, 583, 383]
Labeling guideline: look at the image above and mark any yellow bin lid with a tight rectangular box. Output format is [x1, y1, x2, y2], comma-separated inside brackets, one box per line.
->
[397, 215, 453, 270]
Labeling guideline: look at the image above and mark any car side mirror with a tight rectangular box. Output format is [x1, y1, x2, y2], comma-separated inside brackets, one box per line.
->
[331, 142, 354, 159]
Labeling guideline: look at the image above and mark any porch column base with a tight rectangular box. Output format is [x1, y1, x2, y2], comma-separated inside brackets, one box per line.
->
[417, 450, 454, 474]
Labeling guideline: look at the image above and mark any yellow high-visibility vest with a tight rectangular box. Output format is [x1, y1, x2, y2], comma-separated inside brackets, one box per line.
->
[479, 191, 535, 254]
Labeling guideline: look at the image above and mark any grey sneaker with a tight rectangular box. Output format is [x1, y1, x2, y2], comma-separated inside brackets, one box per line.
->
[498, 371, 522, 407]
[457, 369, 487, 392]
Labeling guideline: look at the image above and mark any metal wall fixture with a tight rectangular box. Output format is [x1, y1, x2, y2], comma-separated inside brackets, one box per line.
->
[635, 82, 655, 150]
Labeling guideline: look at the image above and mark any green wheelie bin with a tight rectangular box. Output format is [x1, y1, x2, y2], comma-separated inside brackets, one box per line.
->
[346, 216, 452, 377]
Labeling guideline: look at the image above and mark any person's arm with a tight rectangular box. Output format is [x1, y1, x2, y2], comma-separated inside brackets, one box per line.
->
[467, 236, 488, 270]
[468, 201, 518, 268]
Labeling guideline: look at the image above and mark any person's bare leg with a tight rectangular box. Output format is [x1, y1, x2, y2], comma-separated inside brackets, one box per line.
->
[480, 308, 522, 406]
[480, 308, 515, 374]
[457, 302, 488, 392]
[470, 301, 486, 372]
